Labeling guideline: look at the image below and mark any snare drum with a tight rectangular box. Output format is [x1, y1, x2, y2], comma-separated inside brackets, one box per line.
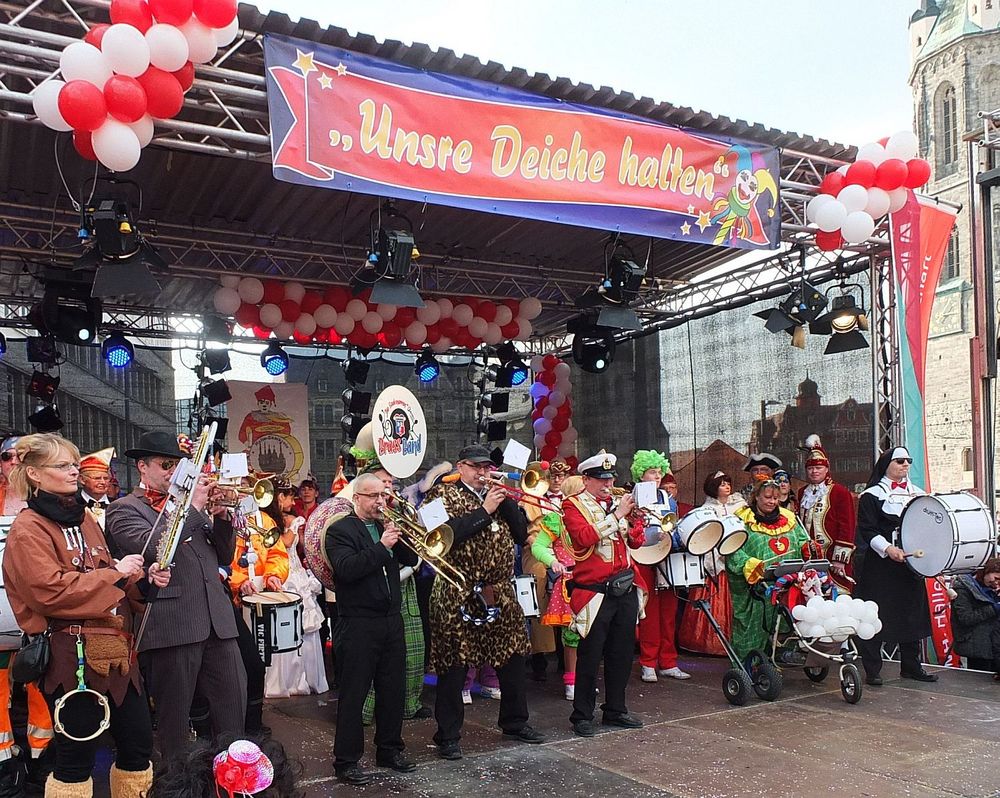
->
[510, 574, 540, 618]
[717, 515, 749, 556]
[900, 492, 997, 577]
[675, 507, 724, 556]
[655, 553, 705, 588]
[0, 523, 24, 651]
[242, 591, 303, 666]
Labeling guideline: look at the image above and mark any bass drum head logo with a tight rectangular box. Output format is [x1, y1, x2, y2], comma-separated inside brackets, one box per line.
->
[372, 385, 426, 478]
[248, 433, 304, 481]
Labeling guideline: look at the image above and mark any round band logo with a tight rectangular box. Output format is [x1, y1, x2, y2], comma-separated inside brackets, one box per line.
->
[372, 385, 427, 478]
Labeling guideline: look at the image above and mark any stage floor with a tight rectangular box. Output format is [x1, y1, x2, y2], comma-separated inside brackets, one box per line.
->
[264, 655, 1000, 798]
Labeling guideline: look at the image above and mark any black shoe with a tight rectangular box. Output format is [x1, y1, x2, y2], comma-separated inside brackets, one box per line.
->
[335, 766, 374, 786]
[247, 724, 272, 739]
[376, 753, 417, 773]
[602, 713, 643, 729]
[502, 724, 545, 744]
[901, 669, 938, 683]
[866, 675, 884, 686]
[438, 741, 463, 760]
[572, 720, 596, 738]
[406, 706, 432, 720]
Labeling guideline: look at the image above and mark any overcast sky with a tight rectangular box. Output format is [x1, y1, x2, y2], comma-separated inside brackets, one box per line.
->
[250, 0, 918, 146]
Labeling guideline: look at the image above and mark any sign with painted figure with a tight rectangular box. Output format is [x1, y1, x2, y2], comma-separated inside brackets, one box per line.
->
[264, 34, 781, 250]
[228, 382, 310, 482]
[371, 385, 427, 479]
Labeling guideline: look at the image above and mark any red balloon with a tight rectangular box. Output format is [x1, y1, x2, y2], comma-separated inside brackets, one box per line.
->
[539, 370, 556, 387]
[904, 158, 932, 189]
[148, 0, 193, 26]
[234, 303, 259, 327]
[59, 81, 107, 132]
[540, 445, 557, 461]
[845, 160, 876, 189]
[542, 354, 560, 371]
[565, 455, 579, 470]
[279, 299, 300, 322]
[819, 172, 845, 196]
[394, 306, 416, 328]
[535, 396, 549, 412]
[380, 324, 402, 348]
[323, 285, 350, 309]
[425, 324, 441, 345]
[172, 62, 195, 92]
[104, 75, 147, 123]
[477, 301, 497, 323]
[544, 430, 561, 447]
[552, 415, 569, 432]
[440, 318, 460, 338]
[314, 327, 330, 344]
[137, 67, 183, 119]
[531, 410, 542, 422]
[502, 297, 521, 314]
[193, 0, 237, 28]
[261, 279, 284, 305]
[500, 321, 519, 339]
[292, 330, 311, 345]
[815, 230, 844, 252]
[300, 291, 323, 314]
[405, 337, 422, 351]
[73, 131, 97, 161]
[252, 325, 271, 339]
[84, 24, 110, 48]
[874, 158, 907, 191]
[110, 0, 153, 33]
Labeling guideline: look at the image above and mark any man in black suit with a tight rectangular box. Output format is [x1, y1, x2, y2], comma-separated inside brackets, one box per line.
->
[327, 472, 418, 786]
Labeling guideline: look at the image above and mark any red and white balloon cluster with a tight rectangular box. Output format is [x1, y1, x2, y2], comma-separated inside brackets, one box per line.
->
[528, 354, 578, 469]
[31, 0, 240, 172]
[212, 276, 543, 351]
[806, 130, 932, 252]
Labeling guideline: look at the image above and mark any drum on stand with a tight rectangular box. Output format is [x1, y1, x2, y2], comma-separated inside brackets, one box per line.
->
[900, 492, 997, 577]
[675, 507, 724, 556]
[717, 515, 748, 556]
[655, 553, 705, 589]
[0, 519, 24, 651]
[510, 574, 540, 618]
[242, 590, 303, 666]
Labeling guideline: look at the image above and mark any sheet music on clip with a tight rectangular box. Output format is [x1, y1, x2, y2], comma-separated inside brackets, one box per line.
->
[633, 481, 658, 508]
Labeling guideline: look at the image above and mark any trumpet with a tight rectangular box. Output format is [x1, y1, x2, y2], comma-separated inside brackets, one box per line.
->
[482, 470, 561, 513]
[209, 478, 275, 510]
[633, 506, 679, 534]
[378, 492, 468, 592]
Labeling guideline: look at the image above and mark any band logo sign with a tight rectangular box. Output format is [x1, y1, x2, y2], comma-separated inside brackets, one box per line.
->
[372, 385, 427, 479]
[264, 35, 780, 250]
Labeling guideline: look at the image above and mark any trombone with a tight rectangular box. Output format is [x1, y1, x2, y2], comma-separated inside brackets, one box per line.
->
[378, 492, 468, 592]
[483, 467, 561, 513]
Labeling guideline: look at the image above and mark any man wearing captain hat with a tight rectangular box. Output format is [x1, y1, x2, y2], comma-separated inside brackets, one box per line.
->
[562, 450, 647, 738]
[79, 447, 115, 530]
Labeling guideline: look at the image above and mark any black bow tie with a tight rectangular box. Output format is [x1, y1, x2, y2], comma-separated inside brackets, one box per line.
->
[86, 498, 109, 509]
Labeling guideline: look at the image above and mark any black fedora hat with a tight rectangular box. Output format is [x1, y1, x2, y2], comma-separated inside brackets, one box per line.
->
[124, 430, 186, 460]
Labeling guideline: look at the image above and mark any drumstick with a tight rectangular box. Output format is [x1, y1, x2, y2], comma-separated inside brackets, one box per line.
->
[903, 549, 924, 559]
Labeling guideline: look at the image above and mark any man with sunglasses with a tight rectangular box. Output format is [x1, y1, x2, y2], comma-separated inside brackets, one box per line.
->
[106, 431, 247, 759]
[0, 437, 25, 517]
[854, 446, 937, 685]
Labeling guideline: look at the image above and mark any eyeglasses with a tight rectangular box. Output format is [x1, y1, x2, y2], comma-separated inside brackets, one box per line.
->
[0, 452, 16, 463]
[155, 459, 178, 470]
[893, 458, 913, 465]
[461, 461, 493, 469]
[41, 462, 80, 472]
[354, 492, 386, 499]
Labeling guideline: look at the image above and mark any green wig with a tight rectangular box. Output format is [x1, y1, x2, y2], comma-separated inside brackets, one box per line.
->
[630, 450, 671, 482]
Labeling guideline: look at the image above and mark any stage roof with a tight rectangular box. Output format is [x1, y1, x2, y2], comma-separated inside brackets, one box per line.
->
[0, 0, 870, 348]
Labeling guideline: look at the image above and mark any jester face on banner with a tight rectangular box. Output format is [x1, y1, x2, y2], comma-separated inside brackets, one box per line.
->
[237, 384, 306, 481]
[710, 144, 778, 247]
[372, 385, 427, 479]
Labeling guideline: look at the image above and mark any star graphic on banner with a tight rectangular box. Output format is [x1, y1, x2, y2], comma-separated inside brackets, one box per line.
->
[294, 50, 317, 76]
[318, 73, 334, 89]
[680, 222, 692, 235]
[687, 204, 695, 214]
[335, 62, 348, 76]
[695, 210, 712, 232]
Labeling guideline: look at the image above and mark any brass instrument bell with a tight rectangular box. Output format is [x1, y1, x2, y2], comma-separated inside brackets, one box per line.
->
[521, 461, 550, 498]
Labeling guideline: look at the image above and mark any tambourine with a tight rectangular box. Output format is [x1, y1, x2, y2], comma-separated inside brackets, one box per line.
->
[53, 688, 111, 742]
[459, 582, 501, 627]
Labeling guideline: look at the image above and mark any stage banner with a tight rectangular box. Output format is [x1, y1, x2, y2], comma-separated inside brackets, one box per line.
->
[227, 381, 311, 483]
[264, 34, 781, 250]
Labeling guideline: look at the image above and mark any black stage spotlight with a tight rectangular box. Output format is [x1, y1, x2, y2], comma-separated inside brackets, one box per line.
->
[202, 314, 233, 341]
[101, 333, 134, 368]
[260, 341, 289, 376]
[480, 392, 510, 414]
[342, 388, 373, 415]
[343, 357, 370, 387]
[201, 349, 232, 375]
[478, 418, 507, 442]
[341, 413, 371, 440]
[762, 281, 828, 334]
[29, 283, 102, 345]
[810, 293, 869, 337]
[363, 203, 424, 308]
[0, 333, 6, 358]
[28, 371, 59, 402]
[201, 378, 232, 407]
[414, 350, 441, 383]
[26, 336, 60, 366]
[571, 329, 616, 374]
[575, 239, 647, 331]
[824, 329, 870, 355]
[74, 198, 164, 297]
[28, 404, 63, 432]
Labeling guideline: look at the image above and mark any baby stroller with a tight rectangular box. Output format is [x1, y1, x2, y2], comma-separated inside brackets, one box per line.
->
[694, 559, 864, 706]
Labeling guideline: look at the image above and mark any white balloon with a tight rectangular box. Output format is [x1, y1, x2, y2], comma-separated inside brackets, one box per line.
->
[220, 274, 240, 289]
[128, 114, 154, 147]
[832, 632, 849, 643]
[214, 16, 240, 46]
[468, 317, 488, 338]
[436, 298, 454, 317]
[314, 304, 337, 327]
[484, 323, 503, 345]
[841, 211, 876, 244]
[212, 286, 240, 315]
[554, 362, 571, 379]
[835, 594, 852, 606]
[452, 303, 474, 326]
[806, 595, 825, 610]
[533, 417, 551, 435]
[515, 318, 532, 341]
[530, 355, 545, 372]
[101, 24, 150, 77]
[806, 193, 834, 224]
[855, 142, 887, 166]
[814, 200, 847, 232]
[820, 601, 837, 619]
[259, 303, 282, 328]
[548, 390, 565, 408]
[179, 17, 218, 64]
[404, 321, 427, 345]
[887, 187, 908, 213]
[295, 313, 316, 336]
[145, 24, 190, 72]
[808, 624, 827, 638]
[32, 81, 72, 132]
[856, 622, 876, 640]
[798, 607, 818, 624]
[520, 297, 543, 320]
[865, 187, 891, 219]
[375, 303, 397, 321]
[837, 184, 869, 214]
[282, 281, 305, 303]
[872, 618, 883, 634]
[415, 302, 441, 325]
[562, 427, 578, 444]
[361, 311, 383, 334]
[494, 305, 514, 326]
[333, 314, 355, 336]
[836, 164, 849, 176]
[885, 130, 919, 162]
[93, 119, 141, 172]
[528, 382, 549, 400]
[791, 604, 807, 620]
[557, 442, 575, 457]
[542, 405, 558, 420]
[345, 298, 368, 321]
[533, 434, 546, 450]
[60, 42, 113, 87]
[430, 336, 452, 354]
[237, 277, 264, 304]
[851, 597, 866, 614]
[274, 320, 294, 340]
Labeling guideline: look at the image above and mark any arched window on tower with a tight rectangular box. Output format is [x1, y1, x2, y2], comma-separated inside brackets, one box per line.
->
[942, 230, 960, 281]
[936, 83, 958, 172]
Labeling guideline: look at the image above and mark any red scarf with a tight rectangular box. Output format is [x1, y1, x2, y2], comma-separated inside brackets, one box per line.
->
[140, 487, 169, 513]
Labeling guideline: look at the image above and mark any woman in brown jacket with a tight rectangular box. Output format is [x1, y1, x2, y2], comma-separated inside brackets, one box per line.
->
[2, 434, 169, 798]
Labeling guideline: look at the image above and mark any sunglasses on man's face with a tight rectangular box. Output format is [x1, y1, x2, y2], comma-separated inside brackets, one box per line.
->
[893, 458, 913, 465]
[0, 452, 16, 463]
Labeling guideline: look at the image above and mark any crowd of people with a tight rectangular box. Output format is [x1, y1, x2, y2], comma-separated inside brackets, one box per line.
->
[0, 424, 994, 796]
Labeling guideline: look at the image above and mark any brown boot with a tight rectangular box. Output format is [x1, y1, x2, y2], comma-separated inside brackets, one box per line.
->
[43, 776, 91, 798]
[108, 767, 151, 798]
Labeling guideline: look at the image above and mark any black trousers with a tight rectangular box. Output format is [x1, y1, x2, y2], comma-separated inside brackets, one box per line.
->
[333, 615, 406, 771]
[433, 654, 528, 745]
[857, 637, 922, 678]
[571, 588, 638, 724]
[45, 684, 152, 783]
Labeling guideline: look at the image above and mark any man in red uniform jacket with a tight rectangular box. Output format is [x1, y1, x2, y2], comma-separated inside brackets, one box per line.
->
[563, 450, 646, 739]
[796, 435, 856, 593]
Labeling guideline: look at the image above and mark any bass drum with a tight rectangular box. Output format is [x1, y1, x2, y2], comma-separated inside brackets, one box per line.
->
[900, 492, 996, 577]
[0, 520, 24, 651]
[302, 495, 353, 590]
[675, 507, 724, 556]
[717, 515, 748, 556]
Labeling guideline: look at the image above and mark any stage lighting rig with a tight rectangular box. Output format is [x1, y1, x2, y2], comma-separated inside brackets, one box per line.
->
[74, 197, 165, 298]
[200, 349, 232, 375]
[414, 350, 441, 383]
[493, 342, 529, 387]
[101, 333, 134, 368]
[28, 404, 63, 433]
[28, 277, 102, 345]
[360, 202, 425, 308]
[575, 238, 648, 331]
[28, 371, 59, 402]
[200, 378, 232, 408]
[260, 341, 289, 375]
[26, 335, 60, 366]
[568, 316, 616, 374]
[0, 333, 6, 358]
